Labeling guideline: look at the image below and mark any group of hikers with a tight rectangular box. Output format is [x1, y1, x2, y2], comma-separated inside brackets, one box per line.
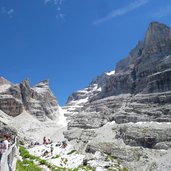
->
[0, 134, 14, 161]
[0, 135, 89, 168]
[29, 136, 68, 157]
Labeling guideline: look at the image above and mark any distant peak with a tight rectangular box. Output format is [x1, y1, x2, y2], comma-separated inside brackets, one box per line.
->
[0, 76, 11, 85]
[41, 80, 49, 84]
[148, 21, 170, 29]
[20, 79, 30, 87]
[34, 80, 49, 88]
[145, 21, 171, 46]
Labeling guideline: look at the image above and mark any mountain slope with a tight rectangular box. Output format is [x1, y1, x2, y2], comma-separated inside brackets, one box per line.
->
[63, 22, 171, 171]
[0, 78, 68, 142]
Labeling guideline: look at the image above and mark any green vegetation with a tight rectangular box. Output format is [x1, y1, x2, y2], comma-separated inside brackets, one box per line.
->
[39, 159, 47, 165]
[19, 146, 39, 160]
[77, 164, 96, 171]
[52, 154, 60, 159]
[16, 147, 42, 171]
[67, 150, 77, 155]
[16, 160, 42, 171]
[61, 157, 68, 165]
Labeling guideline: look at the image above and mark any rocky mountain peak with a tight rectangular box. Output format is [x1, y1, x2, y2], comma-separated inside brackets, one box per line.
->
[116, 22, 171, 73]
[35, 80, 49, 87]
[145, 22, 171, 44]
[33, 80, 50, 91]
[65, 21, 171, 109]
[0, 77, 11, 85]
[144, 22, 171, 55]
[0, 77, 59, 121]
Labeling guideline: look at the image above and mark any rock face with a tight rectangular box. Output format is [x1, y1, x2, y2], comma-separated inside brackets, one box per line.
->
[0, 78, 59, 121]
[63, 71, 115, 118]
[91, 22, 171, 100]
[63, 22, 171, 171]
[0, 121, 17, 137]
[116, 123, 171, 149]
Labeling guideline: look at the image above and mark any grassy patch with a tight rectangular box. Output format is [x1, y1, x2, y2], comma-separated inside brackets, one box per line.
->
[52, 154, 60, 159]
[16, 160, 42, 171]
[18, 146, 70, 171]
[19, 146, 40, 160]
[19, 146, 30, 159]
[39, 159, 48, 165]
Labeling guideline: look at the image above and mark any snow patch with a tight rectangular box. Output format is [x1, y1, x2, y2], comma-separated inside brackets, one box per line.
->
[0, 84, 11, 93]
[105, 70, 115, 76]
[57, 106, 68, 127]
[32, 87, 47, 93]
[76, 97, 88, 104]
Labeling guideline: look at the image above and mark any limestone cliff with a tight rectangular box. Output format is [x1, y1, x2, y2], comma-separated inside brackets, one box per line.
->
[63, 22, 171, 171]
[0, 77, 59, 121]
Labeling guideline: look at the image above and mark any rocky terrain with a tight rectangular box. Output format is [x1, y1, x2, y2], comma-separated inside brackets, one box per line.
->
[0, 78, 67, 142]
[0, 77, 59, 121]
[63, 22, 171, 171]
[1, 21, 171, 171]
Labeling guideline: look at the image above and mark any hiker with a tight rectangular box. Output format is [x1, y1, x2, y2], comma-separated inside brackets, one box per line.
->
[61, 140, 67, 148]
[0, 140, 3, 160]
[43, 137, 47, 144]
[83, 159, 87, 166]
[48, 138, 51, 144]
[42, 150, 49, 157]
[50, 144, 54, 156]
[0, 135, 10, 160]
[28, 141, 34, 148]
[37, 141, 40, 145]
[3, 135, 10, 150]
[56, 141, 61, 147]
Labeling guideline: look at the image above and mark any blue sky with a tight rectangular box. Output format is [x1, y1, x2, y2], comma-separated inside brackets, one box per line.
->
[0, 0, 171, 105]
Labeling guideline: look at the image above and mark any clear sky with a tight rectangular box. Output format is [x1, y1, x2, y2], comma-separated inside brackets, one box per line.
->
[0, 0, 171, 105]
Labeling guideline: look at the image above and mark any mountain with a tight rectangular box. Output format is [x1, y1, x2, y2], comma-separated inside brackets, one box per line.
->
[0, 78, 68, 142]
[63, 22, 171, 171]
[0, 77, 59, 121]
[63, 71, 115, 118]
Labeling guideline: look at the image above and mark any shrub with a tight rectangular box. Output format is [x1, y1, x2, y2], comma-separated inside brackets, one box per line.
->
[39, 159, 47, 165]
[67, 150, 76, 155]
[52, 154, 60, 159]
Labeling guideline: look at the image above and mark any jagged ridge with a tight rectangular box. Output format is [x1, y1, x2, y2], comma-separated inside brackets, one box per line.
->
[63, 22, 171, 171]
[0, 78, 59, 121]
